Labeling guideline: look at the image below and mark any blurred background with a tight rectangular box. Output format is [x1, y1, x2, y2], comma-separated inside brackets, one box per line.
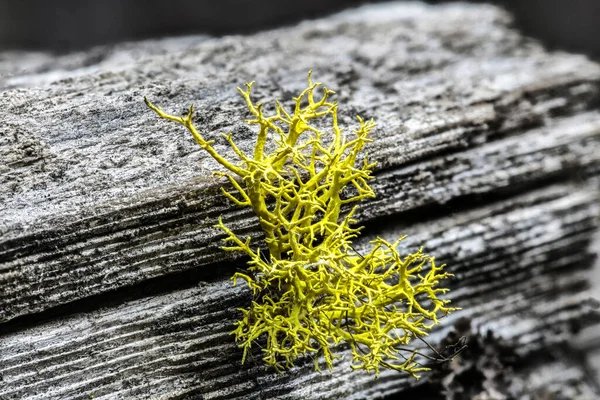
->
[0, 0, 598, 60]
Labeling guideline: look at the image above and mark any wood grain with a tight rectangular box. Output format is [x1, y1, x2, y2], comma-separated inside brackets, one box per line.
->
[1, 186, 598, 399]
[1, 2, 600, 399]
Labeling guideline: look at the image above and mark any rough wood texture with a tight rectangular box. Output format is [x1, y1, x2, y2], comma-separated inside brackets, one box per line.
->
[1, 185, 599, 399]
[1, 2, 600, 399]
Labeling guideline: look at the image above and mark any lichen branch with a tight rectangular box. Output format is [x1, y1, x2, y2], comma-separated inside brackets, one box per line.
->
[145, 72, 457, 377]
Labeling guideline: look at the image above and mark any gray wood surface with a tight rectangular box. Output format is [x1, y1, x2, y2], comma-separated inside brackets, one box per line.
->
[1, 2, 600, 399]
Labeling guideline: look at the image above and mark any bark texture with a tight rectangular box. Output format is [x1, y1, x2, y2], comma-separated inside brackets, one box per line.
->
[1, 2, 600, 399]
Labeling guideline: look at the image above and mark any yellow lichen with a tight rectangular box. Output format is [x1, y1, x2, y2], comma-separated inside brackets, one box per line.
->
[145, 71, 456, 377]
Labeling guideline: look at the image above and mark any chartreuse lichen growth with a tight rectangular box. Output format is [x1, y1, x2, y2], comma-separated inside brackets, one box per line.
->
[145, 72, 456, 378]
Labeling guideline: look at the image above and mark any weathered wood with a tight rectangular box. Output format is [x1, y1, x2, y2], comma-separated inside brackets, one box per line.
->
[1, 186, 598, 399]
[2, 109, 599, 323]
[1, 2, 600, 399]
[2, 61, 600, 322]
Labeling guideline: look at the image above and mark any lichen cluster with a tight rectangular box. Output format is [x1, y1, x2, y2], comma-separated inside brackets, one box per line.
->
[145, 72, 456, 377]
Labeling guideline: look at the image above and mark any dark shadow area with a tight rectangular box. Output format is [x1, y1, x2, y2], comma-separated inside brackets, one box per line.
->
[0, 1, 598, 60]
[432, 0, 600, 60]
[0, 0, 369, 52]
[489, 0, 600, 60]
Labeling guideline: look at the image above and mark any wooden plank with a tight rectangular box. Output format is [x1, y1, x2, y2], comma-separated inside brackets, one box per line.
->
[0, 186, 598, 399]
[2, 111, 600, 323]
